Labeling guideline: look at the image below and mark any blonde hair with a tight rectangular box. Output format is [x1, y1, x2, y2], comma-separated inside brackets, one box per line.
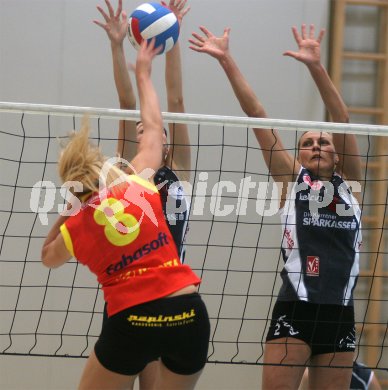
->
[58, 116, 127, 198]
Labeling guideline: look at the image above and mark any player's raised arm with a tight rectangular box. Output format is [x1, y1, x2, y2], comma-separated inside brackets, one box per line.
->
[130, 39, 164, 175]
[284, 24, 361, 183]
[163, 0, 191, 182]
[94, 0, 137, 163]
[189, 26, 297, 192]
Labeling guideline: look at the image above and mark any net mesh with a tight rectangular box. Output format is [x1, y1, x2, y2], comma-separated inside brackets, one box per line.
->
[0, 103, 387, 377]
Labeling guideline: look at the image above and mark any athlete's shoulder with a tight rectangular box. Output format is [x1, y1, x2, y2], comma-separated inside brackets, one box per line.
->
[127, 174, 158, 193]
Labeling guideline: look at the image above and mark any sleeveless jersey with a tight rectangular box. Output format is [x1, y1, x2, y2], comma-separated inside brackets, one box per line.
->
[153, 166, 190, 263]
[60, 175, 200, 317]
[279, 167, 362, 306]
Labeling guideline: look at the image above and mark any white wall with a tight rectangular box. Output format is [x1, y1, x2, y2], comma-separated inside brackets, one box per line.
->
[0, 1, 330, 389]
[0, 0, 329, 121]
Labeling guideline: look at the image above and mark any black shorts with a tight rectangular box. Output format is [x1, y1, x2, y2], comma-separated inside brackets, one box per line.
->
[95, 293, 210, 376]
[266, 301, 355, 356]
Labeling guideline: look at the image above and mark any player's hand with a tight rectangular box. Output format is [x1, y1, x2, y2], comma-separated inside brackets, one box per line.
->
[136, 38, 163, 77]
[283, 24, 325, 66]
[94, 0, 128, 45]
[162, 0, 190, 27]
[189, 26, 231, 60]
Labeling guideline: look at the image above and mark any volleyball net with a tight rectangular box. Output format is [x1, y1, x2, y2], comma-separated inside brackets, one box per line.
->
[0, 102, 387, 375]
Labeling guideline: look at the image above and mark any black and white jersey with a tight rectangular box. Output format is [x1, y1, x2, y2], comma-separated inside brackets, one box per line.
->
[279, 167, 362, 306]
[154, 166, 190, 263]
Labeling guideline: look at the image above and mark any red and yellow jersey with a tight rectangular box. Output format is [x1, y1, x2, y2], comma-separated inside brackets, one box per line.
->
[60, 175, 200, 317]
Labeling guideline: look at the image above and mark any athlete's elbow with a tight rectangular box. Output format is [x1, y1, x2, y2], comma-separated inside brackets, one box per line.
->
[41, 246, 60, 269]
[168, 96, 184, 112]
[332, 112, 350, 124]
[245, 105, 267, 119]
[119, 98, 136, 110]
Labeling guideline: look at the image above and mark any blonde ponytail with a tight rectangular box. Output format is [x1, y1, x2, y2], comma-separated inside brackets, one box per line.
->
[58, 116, 127, 198]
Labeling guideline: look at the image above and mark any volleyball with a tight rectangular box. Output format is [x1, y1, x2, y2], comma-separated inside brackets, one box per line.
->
[127, 2, 180, 54]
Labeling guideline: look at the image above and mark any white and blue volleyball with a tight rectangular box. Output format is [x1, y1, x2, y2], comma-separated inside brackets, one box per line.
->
[128, 2, 179, 54]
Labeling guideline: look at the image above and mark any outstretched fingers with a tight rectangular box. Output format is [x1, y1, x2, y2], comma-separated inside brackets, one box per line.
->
[293, 23, 325, 44]
[178, 0, 191, 18]
[285, 23, 325, 65]
[115, 0, 122, 18]
[173, 0, 189, 13]
[317, 28, 326, 43]
[309, 23, 315, 39]
[283, 50, 298, 59]
[191, 32, 205, 43]
[188, 27, 210, 52]
[104, 0, 115, 18]
[163, 0, 190, 22]
[308, 24, 325, 42]
[301, 23, 307, 40]
[121, 9, 127, 23]
[291, 26, 302, 46]
[165, 0, 186, 10]
[188, 34, 204, 52]
[199, 25, 214, 38]
[94, 0, 122, 28]
[93, 18, 105, 30]
[142, 38, 163, 57]
[95, 5, 110, 24]
[189, 25, 231, 57]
